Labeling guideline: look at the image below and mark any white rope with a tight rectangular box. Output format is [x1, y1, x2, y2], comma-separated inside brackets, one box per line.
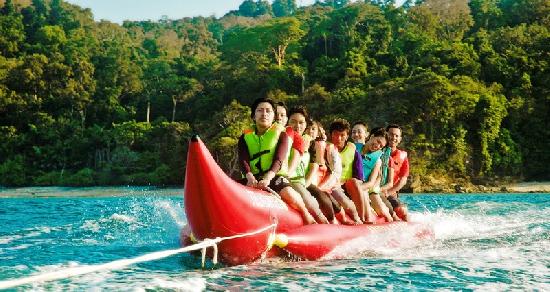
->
[0, 223, 277, 290]
[264, 187, 282, 200]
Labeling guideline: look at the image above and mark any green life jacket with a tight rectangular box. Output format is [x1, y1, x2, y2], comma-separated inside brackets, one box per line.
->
[288, 134, 312, 185]
[361, 149, 383, 182]
[380, 147, 392, 185]
[289, 151, 310, 185]
[354, 142, 364, 154]
[243, 123, 287, 176]
[337, 142, 356, 183]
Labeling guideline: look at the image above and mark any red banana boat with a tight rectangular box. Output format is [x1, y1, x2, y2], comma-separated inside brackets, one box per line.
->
[180, 136, 434, 265]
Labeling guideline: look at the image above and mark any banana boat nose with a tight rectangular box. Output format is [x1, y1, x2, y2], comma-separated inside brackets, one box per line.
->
[183, 136, 302, 265]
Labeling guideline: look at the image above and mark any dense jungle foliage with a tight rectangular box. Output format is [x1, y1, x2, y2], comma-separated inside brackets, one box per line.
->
[0, 0, 548, 188]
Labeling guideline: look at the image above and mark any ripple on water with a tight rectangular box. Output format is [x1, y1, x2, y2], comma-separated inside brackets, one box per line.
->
[1, 192, 549, 290]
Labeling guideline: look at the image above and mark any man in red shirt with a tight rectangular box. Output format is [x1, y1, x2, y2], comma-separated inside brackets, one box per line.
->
[386, 124, 409, 220]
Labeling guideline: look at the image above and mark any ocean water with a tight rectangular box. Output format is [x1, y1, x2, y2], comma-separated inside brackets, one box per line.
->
[0, 187, 548, 291]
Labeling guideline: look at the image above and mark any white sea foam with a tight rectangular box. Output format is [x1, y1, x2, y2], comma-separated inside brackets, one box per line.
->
[81, 238, 99, 245]
[79, 213, 144, 234]
[4, 244, 32, 251]
[0, 225, 63, 245]
[144, 277, 206, 291]
[25, 262, 114, 290]
[0, 235, 22, 245]
[110, 213, 137, 223]
[410, 206, 547, 243]
[154, 200, 186, 227]
[321, 223, 431, 260]
[80, 220, 101, 232]
[12, 265, 29, 271]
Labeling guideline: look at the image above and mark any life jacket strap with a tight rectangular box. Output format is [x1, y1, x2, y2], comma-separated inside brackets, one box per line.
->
[250, 149, 271, 161]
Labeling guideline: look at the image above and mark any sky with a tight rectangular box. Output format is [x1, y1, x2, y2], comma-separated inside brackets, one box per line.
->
[65, 0, 318, 24]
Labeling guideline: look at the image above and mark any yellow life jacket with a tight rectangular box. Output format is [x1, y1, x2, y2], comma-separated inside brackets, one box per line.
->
[288, 133, 312, 184]
[337, 142, 356, 183]
[243, 123, 287, 176]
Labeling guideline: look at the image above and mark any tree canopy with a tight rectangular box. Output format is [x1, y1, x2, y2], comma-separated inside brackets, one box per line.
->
[0, 0, 548, 187]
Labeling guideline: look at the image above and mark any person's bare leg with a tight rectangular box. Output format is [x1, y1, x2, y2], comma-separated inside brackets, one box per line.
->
[331, 188, 362, 224]
[380, 194, 400, 221]
[291, 183, 329, 224]
[345, 179, 376, 223]
[307, 185, 335, 223]
[387, 195, 407, 221]
[344, 179, 365, 221]
[280, 186, 316, 224]
[358, 184, 378, 223]
[369, 193, 393, 222]
[394, 204, 409, 221]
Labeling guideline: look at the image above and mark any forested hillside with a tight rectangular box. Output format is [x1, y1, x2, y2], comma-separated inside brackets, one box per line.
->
[0, 0, 548, 189]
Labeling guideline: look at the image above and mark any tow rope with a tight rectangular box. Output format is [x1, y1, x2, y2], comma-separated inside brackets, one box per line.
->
[0, 223, 277, 290]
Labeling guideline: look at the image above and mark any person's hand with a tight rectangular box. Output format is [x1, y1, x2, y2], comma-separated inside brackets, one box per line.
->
[246, 172, 257, 187]
[257, 171, 275, 190]
[319, 127, 327, 141]
[256, 179, 270, 189]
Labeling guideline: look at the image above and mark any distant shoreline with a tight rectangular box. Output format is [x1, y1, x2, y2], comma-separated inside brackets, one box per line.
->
[0, 186, 183, 198]
[0, 183, 548, 198]
[503, 182, 550, 193]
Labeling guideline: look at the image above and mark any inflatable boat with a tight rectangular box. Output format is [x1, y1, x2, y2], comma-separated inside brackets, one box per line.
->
[180, 136, 434, 265]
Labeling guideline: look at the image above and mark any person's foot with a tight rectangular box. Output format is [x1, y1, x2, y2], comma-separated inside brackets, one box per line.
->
[394, 206, 408, 221]
[341, 213, 358, 225]
[352, 214, 363, 225]
[342, 219, 359, 225]
[364, 211, 375, 224]
[304, 213, 317, 224]
[392, 213, 401, 221]
[317, 213, 329, 224]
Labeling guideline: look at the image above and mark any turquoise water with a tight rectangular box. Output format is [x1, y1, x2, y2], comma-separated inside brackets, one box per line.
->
[0, 187, 548, 290]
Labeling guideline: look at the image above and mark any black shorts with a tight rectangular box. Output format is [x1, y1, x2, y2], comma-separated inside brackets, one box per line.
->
[237, 175, 290, 193]
[341, 183, 352, 199]
[268, 175, 291, 193]
[387, 195, 401, 209]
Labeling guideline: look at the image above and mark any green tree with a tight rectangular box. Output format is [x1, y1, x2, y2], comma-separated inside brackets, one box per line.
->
[0, 13, 24, 57]
[0, 0, 16, 15]
[238, 0, 258, 17]
[258, 17, 304, 67]
[469, 0, 503, 30]
[474, 90, 508, 175]
[319, 0, 350, 9]
[223, 17, 304, 67]
[273, 0, 297, 17]
[88, 21, 142, 126]
[499, 0, 550, 27]
[166, 75, 203, 122]
[141, 60, 173, 123]
[197, 100, 251, 175]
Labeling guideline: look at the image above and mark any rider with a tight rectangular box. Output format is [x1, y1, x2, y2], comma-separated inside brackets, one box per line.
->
[351, 121, 368, 145]
[359, 127, 393, 222]
[382, 124, 409, 221]
[329, 119, 374, 224]
[274, 101, 305, 180]
[237, 98, 316, 224]
[305, 120, 362, 224]
[287, 106, 330, 224]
